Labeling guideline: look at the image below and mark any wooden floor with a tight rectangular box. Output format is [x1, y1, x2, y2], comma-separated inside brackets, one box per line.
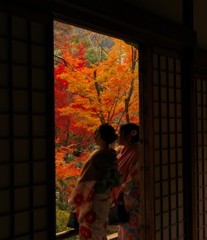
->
[107, 232, 118, 240]
[56, 229, 118, 240]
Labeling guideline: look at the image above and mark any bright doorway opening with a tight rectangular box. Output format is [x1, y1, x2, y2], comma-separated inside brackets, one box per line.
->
[54, 20, 139, 237]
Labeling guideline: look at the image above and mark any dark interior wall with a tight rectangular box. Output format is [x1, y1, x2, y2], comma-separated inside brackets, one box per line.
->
[121, 0, 183, 24]
[0, 3, 55, 240]
[121, 0, 207, 50]
[12, 0, 195, 49]
[194, 0, 207, 50]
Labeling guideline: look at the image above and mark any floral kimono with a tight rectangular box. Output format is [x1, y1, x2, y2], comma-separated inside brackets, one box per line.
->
[112, 143, 140, 240]
[68, 148, 121, 240]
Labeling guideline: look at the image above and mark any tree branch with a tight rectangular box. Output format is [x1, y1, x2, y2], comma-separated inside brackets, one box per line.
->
[54, 55, 68, 66]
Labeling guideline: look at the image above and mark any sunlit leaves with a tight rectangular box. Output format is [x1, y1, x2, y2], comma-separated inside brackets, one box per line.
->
[59, 36, 139, 130]
[54, 24, 139, 216]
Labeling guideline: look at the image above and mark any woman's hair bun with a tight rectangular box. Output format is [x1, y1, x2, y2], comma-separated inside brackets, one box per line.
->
[120, 123, 139, 143]
[98, 123, 117, 144]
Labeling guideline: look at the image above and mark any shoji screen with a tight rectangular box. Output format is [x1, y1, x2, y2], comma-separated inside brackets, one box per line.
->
[0, 8, 55, 240]
[153, 49, 185, 240]
[195, 77, 207, 240]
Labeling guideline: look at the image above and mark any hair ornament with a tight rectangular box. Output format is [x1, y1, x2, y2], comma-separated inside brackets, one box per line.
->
[130, 129, 137, 137]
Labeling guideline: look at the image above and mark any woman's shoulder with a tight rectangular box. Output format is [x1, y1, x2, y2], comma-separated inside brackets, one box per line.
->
[88, 149, 100, 160]
[89, 149, 107, 161]
[90, 148, 102, 156]
[91, 148, 117, 156]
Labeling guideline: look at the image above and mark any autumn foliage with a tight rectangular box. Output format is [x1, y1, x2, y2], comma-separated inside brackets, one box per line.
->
[54, 21, 139, 231]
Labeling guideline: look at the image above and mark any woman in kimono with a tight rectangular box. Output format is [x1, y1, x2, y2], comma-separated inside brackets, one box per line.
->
[68, 123, 122, 240]
[112, 123, 140, 240]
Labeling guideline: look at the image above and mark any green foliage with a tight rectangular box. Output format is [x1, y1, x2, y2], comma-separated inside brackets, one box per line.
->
[56, 206, 69, 233]
[56, 190, 71, 211]
[56, 206, 80, 240]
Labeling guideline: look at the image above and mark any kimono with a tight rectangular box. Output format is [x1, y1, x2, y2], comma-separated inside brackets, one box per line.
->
[112, 142, 140, 240]
[68, 148, 121, 240]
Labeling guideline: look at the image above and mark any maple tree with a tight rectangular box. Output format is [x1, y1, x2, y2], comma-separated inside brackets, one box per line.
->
[54, 22, 139, 232]
[58, 38, 139, 131]
[55, 142, 82, 211]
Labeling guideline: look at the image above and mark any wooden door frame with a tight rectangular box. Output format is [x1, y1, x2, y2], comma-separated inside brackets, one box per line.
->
[193, 47, 207, 240]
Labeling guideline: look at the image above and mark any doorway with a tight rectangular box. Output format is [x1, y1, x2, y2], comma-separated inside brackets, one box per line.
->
[54, 20, 140, 237]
